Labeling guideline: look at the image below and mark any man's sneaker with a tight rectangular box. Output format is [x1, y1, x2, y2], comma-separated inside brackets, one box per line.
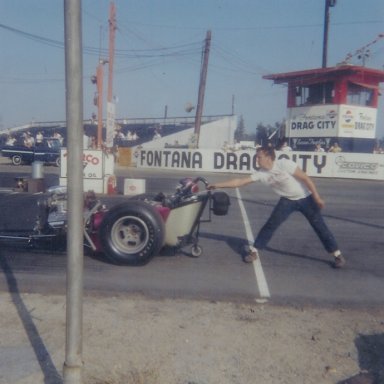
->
[333, 254, 346, 269]
[243, 247, 259, 263]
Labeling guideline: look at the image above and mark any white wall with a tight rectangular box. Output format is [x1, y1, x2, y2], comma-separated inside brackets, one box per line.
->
[134, 116, 237, 150]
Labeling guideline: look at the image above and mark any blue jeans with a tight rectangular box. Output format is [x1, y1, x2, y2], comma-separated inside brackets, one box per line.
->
[253, 195, 339, 253]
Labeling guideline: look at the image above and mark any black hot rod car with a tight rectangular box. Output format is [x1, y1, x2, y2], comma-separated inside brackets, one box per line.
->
[0, 177, 230, 266]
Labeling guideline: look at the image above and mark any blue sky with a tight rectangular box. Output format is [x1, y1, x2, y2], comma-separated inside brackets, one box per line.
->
[0, 0, 383, 136]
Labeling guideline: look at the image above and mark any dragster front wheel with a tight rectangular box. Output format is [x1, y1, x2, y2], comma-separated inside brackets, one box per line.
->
[191, 244, 202, 257]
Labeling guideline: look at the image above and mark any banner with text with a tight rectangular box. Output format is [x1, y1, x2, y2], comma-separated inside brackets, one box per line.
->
[287, 104, 377, 139]
[135, 148, 384, 180]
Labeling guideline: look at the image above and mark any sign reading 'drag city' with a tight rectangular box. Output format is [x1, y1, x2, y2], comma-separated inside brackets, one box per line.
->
[287, 105, 338, 138]
[287, 105, 377, 139]
[136, 148, 384, 180]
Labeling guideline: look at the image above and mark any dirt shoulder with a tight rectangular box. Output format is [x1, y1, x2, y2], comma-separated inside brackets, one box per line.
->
[1, 292, 383, 384]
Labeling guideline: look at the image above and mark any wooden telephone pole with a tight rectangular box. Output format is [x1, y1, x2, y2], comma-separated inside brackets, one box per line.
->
[107, 1, 116, 103]
[106, 1, 116, 148]
[96, 60, 105, 148]
[194, 30, 211, 148]
[95, 1, 116, 149]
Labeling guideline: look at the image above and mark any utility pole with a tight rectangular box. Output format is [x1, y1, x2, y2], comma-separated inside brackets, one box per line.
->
[194, 30, 211, 148]
[63, 0, 84, 383]
[96, 60, 105, 148]
[106, 1, 116, 148]
[107, 2, 116, 103]
[322, 0, 337, 68]
[92, 3, 114, 150]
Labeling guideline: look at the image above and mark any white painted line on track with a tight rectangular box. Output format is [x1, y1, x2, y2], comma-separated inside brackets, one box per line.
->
[236, 188, 271, 299]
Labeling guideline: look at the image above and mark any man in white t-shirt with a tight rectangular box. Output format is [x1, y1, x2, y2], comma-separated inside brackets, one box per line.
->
[208, 146, 345, 268]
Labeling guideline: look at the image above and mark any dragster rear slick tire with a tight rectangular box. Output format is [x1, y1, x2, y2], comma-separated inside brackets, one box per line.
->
[99, 201, 165, 266]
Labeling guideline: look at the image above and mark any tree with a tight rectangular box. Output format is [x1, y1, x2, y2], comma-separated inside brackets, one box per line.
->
[234, 115, 245, 142]
[255, 123, 268, 146]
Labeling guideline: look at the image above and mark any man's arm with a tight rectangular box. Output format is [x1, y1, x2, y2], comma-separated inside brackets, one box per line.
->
[293, 167, 325, 209]
[208, 176, 254, 189]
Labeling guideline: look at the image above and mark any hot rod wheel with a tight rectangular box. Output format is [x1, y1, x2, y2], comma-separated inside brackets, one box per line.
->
[99, 201, 165, 266]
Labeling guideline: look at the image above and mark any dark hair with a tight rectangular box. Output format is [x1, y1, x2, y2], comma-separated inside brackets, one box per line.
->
[256, 146, 276, 161]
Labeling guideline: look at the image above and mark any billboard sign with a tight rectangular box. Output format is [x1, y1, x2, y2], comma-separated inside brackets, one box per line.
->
[287, 105, 377, 139]
[60, 149, 104, 179]
[338, 105, 376, 138]
[287, 106, 338, 138]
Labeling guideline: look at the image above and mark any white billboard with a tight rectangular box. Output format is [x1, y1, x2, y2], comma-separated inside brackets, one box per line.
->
[287, 105, 377, 139]
[60, 149, 104, 179]
[287, 106, 338, 138]
[338, 105, 376, 138]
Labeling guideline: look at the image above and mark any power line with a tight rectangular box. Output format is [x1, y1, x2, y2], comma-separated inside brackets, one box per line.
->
[0, 22, 202, 58]
[118, 19, 383, 31]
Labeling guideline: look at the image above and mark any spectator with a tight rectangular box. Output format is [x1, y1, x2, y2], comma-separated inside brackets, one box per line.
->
[5, 135, 16, 146]
[89, 136, 97, 149]
[53, 131, 63, 145]
[153, 130, 162, 140]
[24, 132, 34, 147]
[232, 141, 241, 151]
[126, 131, 133, 141]
[314, 144, 325, 152]
[83, 130, 90, 150]
[35, 131, 44, 146]
[279, 140, 292, 151]
[116, 130, 125, 139]
[222, 141, 230, 152]
[328, 142, 342, 153]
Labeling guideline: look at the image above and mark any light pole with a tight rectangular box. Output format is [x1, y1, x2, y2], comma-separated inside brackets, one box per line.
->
[63, 0, 84, 383]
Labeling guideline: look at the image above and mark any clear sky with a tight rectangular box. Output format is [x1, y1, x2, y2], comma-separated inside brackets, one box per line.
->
[0, 0, 383, 137]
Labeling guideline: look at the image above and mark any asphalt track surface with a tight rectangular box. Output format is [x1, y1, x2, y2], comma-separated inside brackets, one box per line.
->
[0, 160, 383, 308]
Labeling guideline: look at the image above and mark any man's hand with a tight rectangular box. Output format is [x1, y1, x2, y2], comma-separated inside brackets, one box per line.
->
[313, 195, 325, 209]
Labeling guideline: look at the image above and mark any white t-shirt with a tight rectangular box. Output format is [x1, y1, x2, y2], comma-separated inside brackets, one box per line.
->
[250, 159, 310, 200]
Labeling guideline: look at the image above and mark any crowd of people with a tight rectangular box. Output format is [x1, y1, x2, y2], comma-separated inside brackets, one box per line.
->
[114, 129, 140, 142]
[2, 130, 64, 148]
[223, 140, 342, 153]
[3, 126, 383, 155]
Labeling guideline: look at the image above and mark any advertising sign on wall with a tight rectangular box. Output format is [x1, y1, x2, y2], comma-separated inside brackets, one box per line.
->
[338, 105, 376, 139]
[60, 149, 104, 179]
[59, 149, 115, 193]
[287, 105, 377, 139]
[287, 105, 338, 138]
[136, 148, 384, 181]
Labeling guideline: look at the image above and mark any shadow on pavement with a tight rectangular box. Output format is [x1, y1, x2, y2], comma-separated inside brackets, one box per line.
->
[338, 333, 384, 384]
[0, 252, 63, 384]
